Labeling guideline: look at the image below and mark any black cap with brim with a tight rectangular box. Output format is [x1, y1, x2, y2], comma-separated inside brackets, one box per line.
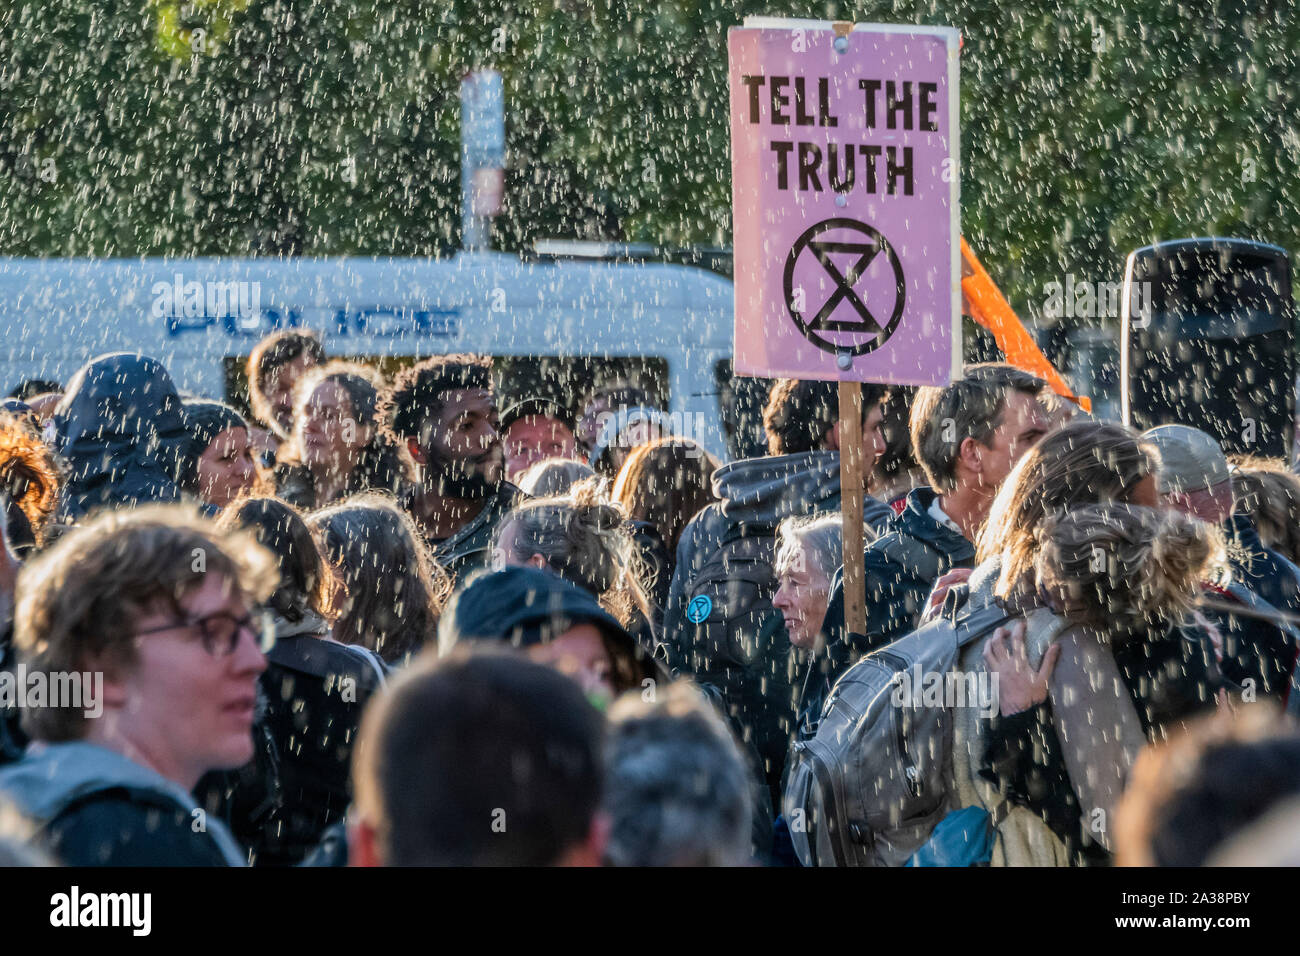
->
[439, 566, 662, 687]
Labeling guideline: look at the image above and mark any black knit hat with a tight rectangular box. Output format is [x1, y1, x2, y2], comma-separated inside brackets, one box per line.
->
[500, 396, 577, 435]
[178, 399, 249, 485]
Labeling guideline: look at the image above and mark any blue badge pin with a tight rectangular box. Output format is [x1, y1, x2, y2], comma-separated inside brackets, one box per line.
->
[686, 595, 713, 624]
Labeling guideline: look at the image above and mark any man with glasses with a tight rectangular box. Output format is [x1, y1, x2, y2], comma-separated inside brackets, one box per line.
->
[0, 505, 274, 865]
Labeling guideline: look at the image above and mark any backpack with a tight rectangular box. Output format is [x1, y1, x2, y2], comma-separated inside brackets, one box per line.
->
[679, 520, 799, 810]
[781, 599, 1013, 867]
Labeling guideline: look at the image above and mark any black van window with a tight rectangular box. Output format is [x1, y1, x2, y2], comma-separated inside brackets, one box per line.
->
[224, 353, 669, 424]
[713, 359, 772, 462]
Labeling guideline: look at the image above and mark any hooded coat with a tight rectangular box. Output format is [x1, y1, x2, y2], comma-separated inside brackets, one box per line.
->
[661, 450, 892, 812]
[52, 353, 191, 520]
[0, 740, 246, 866]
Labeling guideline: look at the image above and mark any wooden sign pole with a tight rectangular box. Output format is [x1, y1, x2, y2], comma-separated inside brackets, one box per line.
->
[838, 380, 867, 637]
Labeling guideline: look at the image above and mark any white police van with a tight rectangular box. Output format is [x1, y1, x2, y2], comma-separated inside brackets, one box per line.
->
[0, 250, 743, 458]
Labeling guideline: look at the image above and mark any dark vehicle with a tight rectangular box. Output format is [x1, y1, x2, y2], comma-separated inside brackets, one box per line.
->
[1122, 238, 1294, 458]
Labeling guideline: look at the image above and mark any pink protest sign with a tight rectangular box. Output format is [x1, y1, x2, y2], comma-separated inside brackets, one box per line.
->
[729, 20, 961, 385]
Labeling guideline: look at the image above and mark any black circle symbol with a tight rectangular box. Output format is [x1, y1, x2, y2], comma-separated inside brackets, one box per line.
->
[782, 218, 906, 357]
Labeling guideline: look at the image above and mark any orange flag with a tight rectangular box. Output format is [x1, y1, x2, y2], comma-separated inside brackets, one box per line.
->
[960, 237, 1091, 412]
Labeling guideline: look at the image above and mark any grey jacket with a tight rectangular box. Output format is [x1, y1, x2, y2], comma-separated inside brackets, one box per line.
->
[0, 740, 247, 866]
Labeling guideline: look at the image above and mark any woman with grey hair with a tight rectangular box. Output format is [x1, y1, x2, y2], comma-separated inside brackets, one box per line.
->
[775, 512, 870, 865]
[772, 513, 845, 653]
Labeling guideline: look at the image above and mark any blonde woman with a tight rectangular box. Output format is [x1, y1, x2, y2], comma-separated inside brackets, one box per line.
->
[961, 503, 1226, 865]
[940, 422, 1220, 864]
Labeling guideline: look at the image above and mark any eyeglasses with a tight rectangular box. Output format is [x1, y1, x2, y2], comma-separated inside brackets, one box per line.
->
[135, 609, 273, 657]
[1, 463, 34, 503]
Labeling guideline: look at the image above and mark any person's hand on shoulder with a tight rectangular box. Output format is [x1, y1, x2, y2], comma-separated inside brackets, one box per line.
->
[982, 620, 1061, 716]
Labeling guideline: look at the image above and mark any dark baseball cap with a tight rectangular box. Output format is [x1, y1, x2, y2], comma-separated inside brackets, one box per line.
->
[438, 566, 666, 695]
[439, 566, 622, 647]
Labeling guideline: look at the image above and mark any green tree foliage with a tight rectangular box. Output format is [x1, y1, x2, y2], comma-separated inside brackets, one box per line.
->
[0, 0, 1294, 312]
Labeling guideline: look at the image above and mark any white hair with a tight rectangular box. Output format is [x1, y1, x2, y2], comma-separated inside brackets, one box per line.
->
[775, 513, 848, 580]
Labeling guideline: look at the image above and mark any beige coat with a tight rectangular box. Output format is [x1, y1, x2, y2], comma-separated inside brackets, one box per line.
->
[947, 560, 1145, 865]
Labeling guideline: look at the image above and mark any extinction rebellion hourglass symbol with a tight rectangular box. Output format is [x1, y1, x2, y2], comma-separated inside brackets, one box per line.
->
[782, 217, 907, 357]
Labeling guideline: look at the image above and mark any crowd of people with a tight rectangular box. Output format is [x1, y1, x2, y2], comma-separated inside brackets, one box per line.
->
[0, 328, 1299, 867]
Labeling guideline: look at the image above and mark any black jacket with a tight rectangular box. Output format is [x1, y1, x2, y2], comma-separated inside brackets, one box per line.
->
[820, 486, 976, 658]
[1211, 512, 1300, 696]
[408, 482, 524, 586]
[796, 487, 975, 747]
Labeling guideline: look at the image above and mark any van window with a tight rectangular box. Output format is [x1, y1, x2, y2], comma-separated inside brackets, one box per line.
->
[714, 359, 772, 461]
[495, 356, 668, 418]
[225, 354, 669, 425]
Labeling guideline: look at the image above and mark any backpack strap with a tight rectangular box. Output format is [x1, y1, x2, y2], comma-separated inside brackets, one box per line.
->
[952, 603, 1015, 650]
[873, 531, 947, 585]
[684, 518, 775, 589]
[802, 743, 850, 868]
[941, 583, 972, 622]
[718, 518, 777, 552]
